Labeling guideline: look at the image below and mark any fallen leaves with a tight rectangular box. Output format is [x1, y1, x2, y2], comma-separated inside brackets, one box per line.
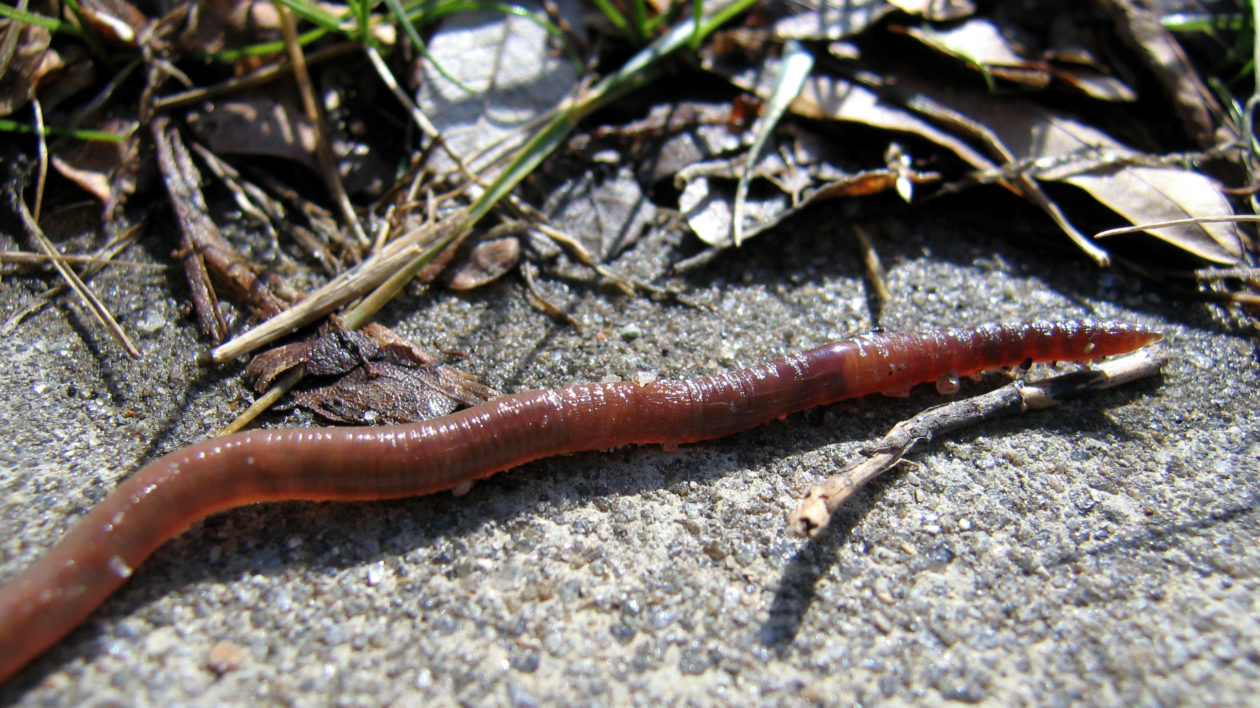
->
[0, 0, 1254, 407]
[245, 325, 498, 424]
[663, 0, 1247, 266]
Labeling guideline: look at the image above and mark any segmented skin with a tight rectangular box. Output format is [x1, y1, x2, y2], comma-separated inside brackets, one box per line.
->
[0, 320, 1160, 682]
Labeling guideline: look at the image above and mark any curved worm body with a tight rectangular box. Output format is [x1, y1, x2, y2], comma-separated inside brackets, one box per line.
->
[0, 320, 1160, 682]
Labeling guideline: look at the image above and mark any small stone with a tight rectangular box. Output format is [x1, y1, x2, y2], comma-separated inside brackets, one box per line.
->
[137, 307, 167, 335]
[206, 641, 248, 676]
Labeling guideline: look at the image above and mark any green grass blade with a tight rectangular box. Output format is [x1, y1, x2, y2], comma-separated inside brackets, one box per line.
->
[588, 0, 632, 38]
[733, 38, 814, 246]
[0, 5, 82, 35]
[628, 0, 649, 42]
[383, 0, 475, 93]
[690, 0, 704, 48]
[360, 0, 759, 324]
[0, 119, 125, 142]
[271, 0, 347, 32]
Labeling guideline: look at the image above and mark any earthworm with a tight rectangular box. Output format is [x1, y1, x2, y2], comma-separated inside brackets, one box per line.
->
[0, 320, 1160, 682]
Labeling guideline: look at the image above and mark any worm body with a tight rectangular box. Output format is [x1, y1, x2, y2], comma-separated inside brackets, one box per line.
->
[0, 320, 1160, 682]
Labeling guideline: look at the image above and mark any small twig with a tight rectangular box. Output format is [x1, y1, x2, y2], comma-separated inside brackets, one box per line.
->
[16, 198, 141, 358]
[276, 2, 368, 248]
[153, 116, 229, 342]
[220, 364, 306, 434]
[30, 99, 47, 223]
[154, 43, 359, 112]
[0, 251, 165, 269]
[532, 222, 636, 296]
[206, 211, 470, 364]
[521, 260, 582, 330]
[1, 222, 144, 335]
[1094, 214, 1260, 239]
[852, 224, 889, 304]
[789, 349, 1170, 539]
[1193, 265, 1260, 281]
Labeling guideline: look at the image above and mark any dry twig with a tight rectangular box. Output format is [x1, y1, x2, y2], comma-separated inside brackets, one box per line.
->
[15, 198, 141, 357]
[276, 3, 368, 247]
[205, 211, 470, 365]
[789, 348, 1170, 539]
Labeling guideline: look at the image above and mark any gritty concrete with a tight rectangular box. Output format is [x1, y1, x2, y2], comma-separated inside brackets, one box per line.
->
[0, 183, 1257, 706]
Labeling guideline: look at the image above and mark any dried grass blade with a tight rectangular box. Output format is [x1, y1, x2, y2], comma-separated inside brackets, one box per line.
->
[17, 199, 140, 357]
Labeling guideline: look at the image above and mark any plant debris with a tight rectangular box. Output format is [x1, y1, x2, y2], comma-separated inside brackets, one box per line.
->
[0, 0, 1254, 415]
[246, 324, 498, 425]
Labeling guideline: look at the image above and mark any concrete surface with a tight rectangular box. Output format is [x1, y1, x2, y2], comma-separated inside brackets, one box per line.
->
[1, 186, 1257, 706]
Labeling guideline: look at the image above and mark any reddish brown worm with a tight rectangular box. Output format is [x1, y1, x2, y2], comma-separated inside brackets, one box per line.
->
[0, 320, 1161, 682]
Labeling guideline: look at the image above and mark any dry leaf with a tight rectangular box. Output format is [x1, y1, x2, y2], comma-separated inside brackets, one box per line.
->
[783, 74, 996, 170]
[544, 165, 659, 260]
[185, 94, 320, 170]
[903, 19, 1051, 88]
[446, 236, 521, 290]
[176, 0, 283, 53]
[888, 0, 975, 21]
[1100, 0, 1227, 147]
[723, 51, 1239, 263]
[901, 18, 1136, 100]
[183, 89, 389, 195]
[1050, 68, 1135, 102]
[931, 91, 1243, 263]
[76, 0, 149, 47]
[0, 23, 52, 116]
[679, 173, 791, 246]
[50, 116, 141, 202]
[675, 131, 938, 246]
[247, 328, 498, 425]
[30, 46, 98, 115]
[772, 0, 894, 41]
[417, 3, 580, 178]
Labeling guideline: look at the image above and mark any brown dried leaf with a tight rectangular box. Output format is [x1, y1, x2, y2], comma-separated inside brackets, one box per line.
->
[784, 74, 995, 170]
[1100, 0, 1227, 147]
[176, 0, 284, 53]
[77, 0, 149, 47]
[446, 236, 521, 290]
[50, 117, 141, 202]
[935, 93, 1243, 263]
[288, 364, 466, 425]
[544, 165, 659, 260]
[0, 23, 52, 116]
[247, 328, 498, 425]
[811, 167, 939, 198]
[721, 55, 1237, 263]
[30, 46, 98, 114]
[1075, 168, 1244, 262]
[677, 134, 939, 247]
[1051, 69, 1135, 102]
[680, 163, 939, 246]
[184, 86, 392, 197]
[245, 340, 314, 392]
[185, 94, 320, 173]
[416, 5, 579, 180]
[679, 174, 789, 246]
